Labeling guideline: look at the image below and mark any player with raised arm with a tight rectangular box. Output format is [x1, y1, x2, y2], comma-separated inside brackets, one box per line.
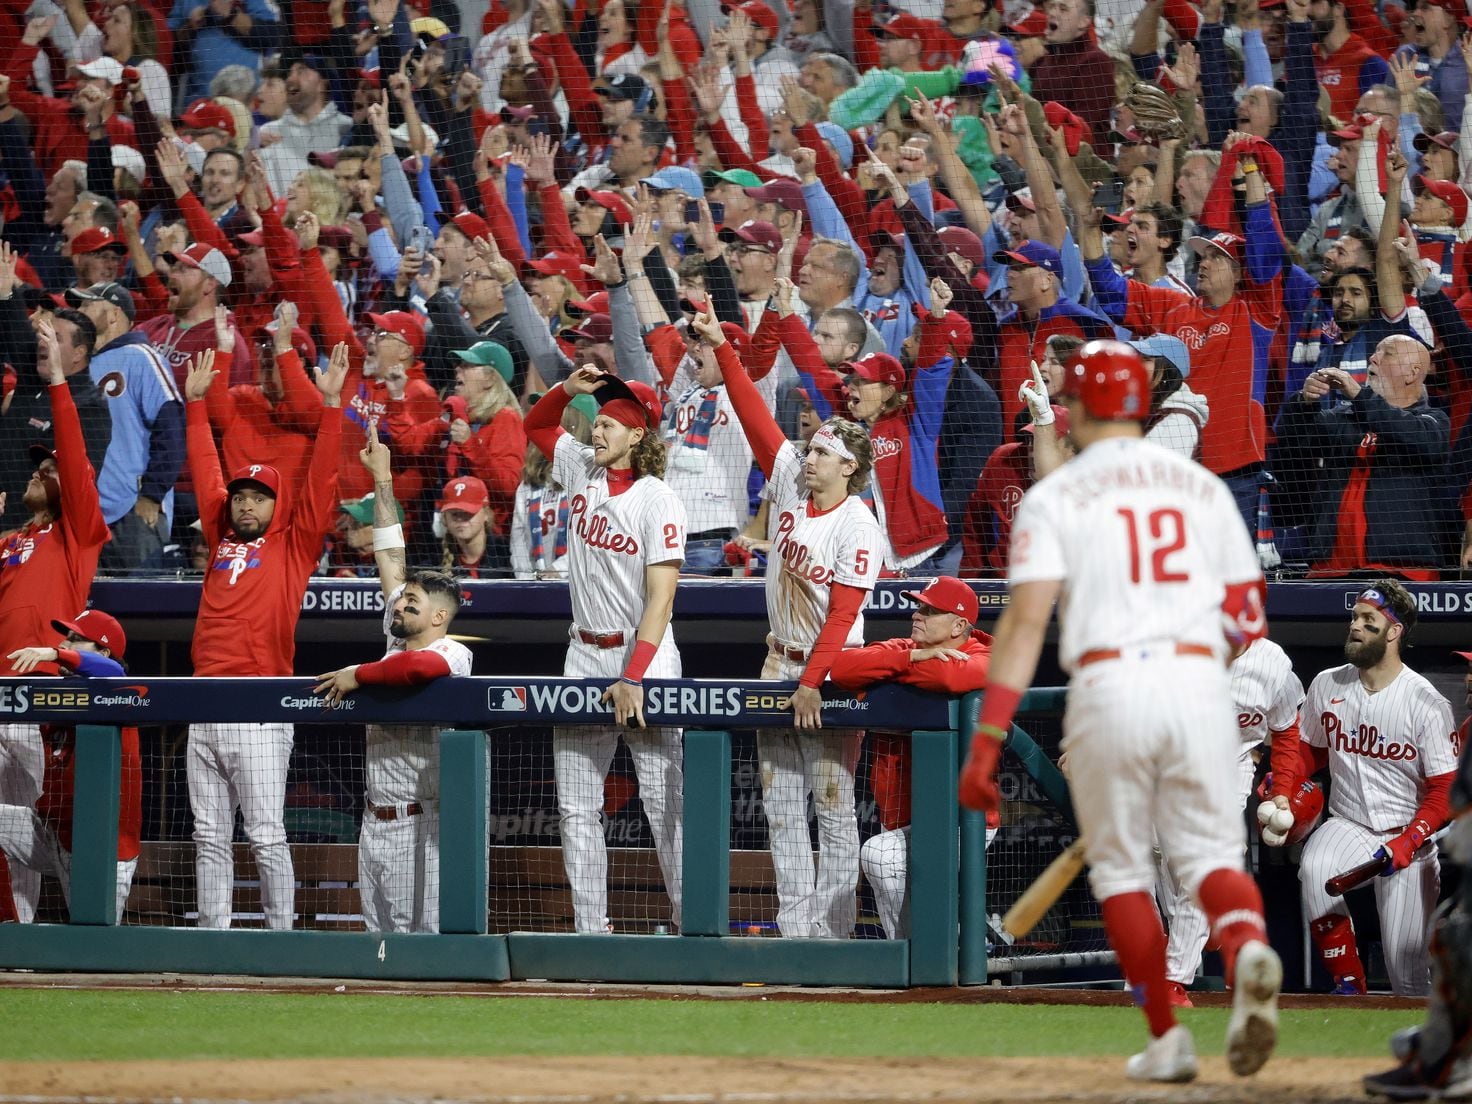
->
[958, 341, 1280, 1083]
[522, 364, 686, 934]
[313, 422, 472, 933]
[183, 344, 348, 931]
[693, 303, 885, 940]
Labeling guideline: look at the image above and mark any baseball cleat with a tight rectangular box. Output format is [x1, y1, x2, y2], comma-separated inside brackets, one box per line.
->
[1226, 940, 1281, 1077]
[1332, 975, 1368, 996]
[1125, 1024, 1198, 1083]
[1362, 1061, 1439, 1101]
[1166, 980, 1194, 1008]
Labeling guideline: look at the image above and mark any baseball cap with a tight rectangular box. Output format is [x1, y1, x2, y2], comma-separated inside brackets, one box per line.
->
[257, 321, 317, 364]
[76, 56, 124, 85]
[745, 177, 807, 216]
[410, 15, 452, 40]
[565, 313, 614, 343]
[526, 250, 587, 283]
[178, 98, 237, 137]
[236, 227, 268, 249]
[1415, 175, 1470, 225]
[64, 281, 135, 321]
[1020, 405, 1071, 436]
[1128, 333, 1192, 379]
[703, 168, 763, 190]
[575, 187, 634, 226]
[722, 0, 780, 36]
[453, 340, 514, 382]
[449, 211, 491, 242]
[52, 610, 126, 660]
[226, 462, 282, 499]
[28, 442, 57, 468]
[1042, 101, 1089, 157]
[439, 476, 490, 513]
[719, 219, 782, 253]
[845, 351, 906, 388]
[596, 375, 663, 429]
[1004, 188, 1037, 213]
[992, 239, 1062, 275]
[1005, 8, 1049, 35]
[938, 225, 985, 268]
[1327, 124, 1364, 145]
[70, 227, 128, 256]
[340, 492, 404, 526]
[871, 229, 905, 255]
[1415, 130, 1460, 153]
[873, 11, 936, 41]
[595, 72, 649, 102]
[816, 121, 854, 170]
[568, 290, 610, 316]
[366, 310, 427, 356]
[291, 51, 334, 77]
[111, 145, 147, 182]
[162, 243, 234, 286]
[718, 321, 751, 358]
[641, 166, 705, 198]
[902, 576, 978, 623]
[1187, 231, 1244, 265]
[388, 120, 440, 149]
[500, 103, 535, 122]
[1454, 650, 1472, 663]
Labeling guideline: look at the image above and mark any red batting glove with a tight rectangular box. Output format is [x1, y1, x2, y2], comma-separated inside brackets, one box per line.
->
[1377, 818, 1433, 874]
[958, 725, 1005, 813]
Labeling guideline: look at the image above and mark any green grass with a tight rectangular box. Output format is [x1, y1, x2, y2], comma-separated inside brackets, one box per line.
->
[0, 991, 1424, 1063]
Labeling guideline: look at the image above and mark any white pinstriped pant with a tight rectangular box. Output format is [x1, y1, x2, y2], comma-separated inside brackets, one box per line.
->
[358, 803, 439, 933]
[0, 804, 136, 923]
[1300, 814, 1439, 996]
[0, 724, 44, 923]
[1157, 750, 1259, 983]
[861, 824, 999, 940]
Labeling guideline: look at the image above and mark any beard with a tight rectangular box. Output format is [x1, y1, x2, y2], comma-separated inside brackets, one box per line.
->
[231, 517, 266, 540]
[1345, 632, 1388, 669]
[1312, 16, 1334, 39]
[388, 614, 409, 639]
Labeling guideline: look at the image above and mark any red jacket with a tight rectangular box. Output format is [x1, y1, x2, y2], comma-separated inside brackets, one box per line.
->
[962, 440, 1031, 575]
[0, 383, 111, 675]
[386, 403, 526, 534]
[202, 347, 319, 500]
[36, 719, 141, 860]
[2, 43, 137, 175]
[188, 398, 343, 676]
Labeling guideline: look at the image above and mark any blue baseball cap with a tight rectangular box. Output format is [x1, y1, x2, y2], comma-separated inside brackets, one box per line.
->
[1128, 334, 1191, 379]
[816, 122, 854, 169]
[992, 239, 1062, 276]
[641, 166, 704, 198]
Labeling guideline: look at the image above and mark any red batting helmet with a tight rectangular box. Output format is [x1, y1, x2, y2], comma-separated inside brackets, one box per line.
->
[1062, 340, 1151, 421]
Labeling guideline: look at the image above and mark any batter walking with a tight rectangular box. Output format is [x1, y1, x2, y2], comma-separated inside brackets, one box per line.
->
[523, 365, 686, 934]
[959, 341, 1282, 1083]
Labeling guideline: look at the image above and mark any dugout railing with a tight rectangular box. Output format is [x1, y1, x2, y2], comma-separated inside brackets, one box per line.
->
[0, 676, 1078, 988]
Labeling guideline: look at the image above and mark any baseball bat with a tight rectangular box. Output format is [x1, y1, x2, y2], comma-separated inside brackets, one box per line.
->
[1325, 826, 1451, 897]
[1003, 837, 1088, 939]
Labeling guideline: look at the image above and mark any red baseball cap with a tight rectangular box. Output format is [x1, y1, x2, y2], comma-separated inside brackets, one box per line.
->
[596, 375, 663, 428]
[565, 312, 614, 343]
[178, 98, 236, 137]
[846, 352, 906, 388]
[1415, 174, 1470, 225]
[722, 0, 779, 36]
[575, 187, 634, 226]
[719, 321, 750, 358]
[366, 310, 426, 356]
[902, 576, 978, 623]
[1020, 405, 1071, 436]
[449, 211, 491, 242]
[1043, 101, 1090, 157]
[744, 178, 807, 216]
[874, 11, 938, 41]
[568, 290, 611, 315]
[527, 250, 587, 283]
[719, 219, 782, 253]
[162, 242, 233, 285]
[236, 227, 268, 248]
[1005, 8, 1049, 35]
[1187, 231, 1244, 265]
[70, 226, 128, 256]
[1415, 130, 1460, 153]
[52, 609, 126, 660]
[1455, 650, 1472, 663]
[256, 321, 317, 365]
[439, 475, 490, 513]
[938, 226, 985, 267]
[226, 462, 282, 499]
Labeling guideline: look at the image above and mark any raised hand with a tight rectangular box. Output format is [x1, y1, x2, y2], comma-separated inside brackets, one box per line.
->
[689, 63, 725, 122]
[315, 342, 351, 405]
[583, 233, 623, 285]
[367, 92, 392, 145]
[455, 69, 483, 111]
[246, 151, 276, 210]
[1386, 147, 1409, 189]
[185, 348, 219, 401]
[416, 252, 443, 298]
[23, 15, 57, 46]
[118, 200, 142, 243]
[776, 210, 802, 279]
[690, 197, 721, 255]
[1019, 360, 1054, 424]
[1390, 52, 1427, 103]
[0, 240, 16, 301]
[726, 7, 753, 55]
[214, 304, 236, 354]
[779, 75, 811, 125]
[689, 301, 726, 346]
[524, 132, 556, 184]
[792, 145, 818, 182]
[906, 92, 943, 137]
[564, 363, 609, 396]
[74, 84, 108, 123]
[773, 275, 798, 318]
[295, 210, 320, 252]
[624, 210, 657, 265]
[388, 70, 413, 103]
[1237, 0, 1261, 31]
[359, 417, 392, 479]
[1161, 41, 1199, 90]
[987, 62, 1022, 104]
[272, 301, 299, 353]
[929, 276, 954, 317]
[155, 137, 190, 196]
[7, 647, 60, 674]
[36, 317, 63, 385]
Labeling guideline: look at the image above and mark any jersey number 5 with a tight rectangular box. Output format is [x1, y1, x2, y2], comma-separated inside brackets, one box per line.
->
[1117, 507, 1188, 584]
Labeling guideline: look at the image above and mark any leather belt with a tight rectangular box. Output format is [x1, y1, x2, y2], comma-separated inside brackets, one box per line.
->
[369, 802, 424, 821]
[1077, 642, 1215, 667]
[576, 629, 626, 648]
[770, 642, 810, 662]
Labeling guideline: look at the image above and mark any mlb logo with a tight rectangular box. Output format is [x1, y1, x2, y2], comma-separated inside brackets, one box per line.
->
[487, 686, 528, 712]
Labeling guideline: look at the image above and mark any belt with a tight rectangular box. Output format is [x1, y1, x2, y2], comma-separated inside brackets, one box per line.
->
[576, 629, 626, 648]
[369, 801, 423, 821]
[688, 528, 737, 542]
[1077, 642, 1216, 667]
[770, 642, 810, 662]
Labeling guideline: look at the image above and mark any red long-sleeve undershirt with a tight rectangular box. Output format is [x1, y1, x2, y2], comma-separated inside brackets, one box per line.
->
[715, 340, 784, 476]
[356, 648, 452, 685]
[525, 384, 572, 459]
[800, 581, 867, 689]
[477, 175, 527, 270]
[733, 72, 768, 161]
[1414, 772, 1456, 831]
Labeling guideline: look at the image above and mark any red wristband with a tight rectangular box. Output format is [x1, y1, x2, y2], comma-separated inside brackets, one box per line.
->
[977, 684, 1023, 736]
[622, 639, 658, 682]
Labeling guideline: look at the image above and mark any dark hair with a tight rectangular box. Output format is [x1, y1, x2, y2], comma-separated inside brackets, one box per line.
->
[1329, 265, 1378, 317]
[1149, 360, 1184, 411]
[202, 147, 245, 177]
[405, 568, 462, 613]
[1366, 577, 1418, 645]
[53, 308, 97, 360]
[1135, 201, 1184, 262]
[631, 113, 671, 155]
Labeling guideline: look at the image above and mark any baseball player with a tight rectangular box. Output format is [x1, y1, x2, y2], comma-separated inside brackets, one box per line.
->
[0, 314, 111, 924]
[827, 577, 992, 939]
[2, 610, 139, 923]
[522, 365, 687, 934]
[958, 341, 1281, 1083]
[183, 344, 348, 930]
[1285, 581, 1457, 997]
[1156, 636, 1305, 1007]
[696, 304, 885, 940]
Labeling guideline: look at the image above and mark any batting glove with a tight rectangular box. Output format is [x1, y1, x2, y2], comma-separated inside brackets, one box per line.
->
[1377, 818, 1433, 874]
[958, 726, 1004, 813]
[1019, 362, 1054, 427]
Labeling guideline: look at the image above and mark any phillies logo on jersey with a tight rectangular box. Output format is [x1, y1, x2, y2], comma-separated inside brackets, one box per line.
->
[671, 405, 731, 434]
[212, 536, 266, 586]
[773, 511, 836, 585]
[569, 494, 640, 555]
[1321, 69, 1342, 86]
[1322, 712, 1419, 763]
[871, 436, 903, 461]
[1000, 483, 1024, 520]
[1175, 322, 1232, 351]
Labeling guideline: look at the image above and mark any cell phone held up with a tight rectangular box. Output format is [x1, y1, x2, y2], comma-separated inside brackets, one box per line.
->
[1092, 180, 1126, 214]
[406, 224, 433, 256]
[686, 200, 725, 225]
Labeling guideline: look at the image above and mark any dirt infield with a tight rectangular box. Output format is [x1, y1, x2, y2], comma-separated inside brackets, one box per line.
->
[0, 1054, 1396, 1104]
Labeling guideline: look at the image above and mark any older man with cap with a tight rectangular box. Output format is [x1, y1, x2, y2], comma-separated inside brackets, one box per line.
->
[67, 227, 128, 289]
[178, 99, 238, 151]
[140, 243, 254, 392]
[67, 281, 185, 573]
[1, 609, 140, 925]
[0, 315, 111, 924]
[829, 576, 992, 939]
[181, 341, 349, 930]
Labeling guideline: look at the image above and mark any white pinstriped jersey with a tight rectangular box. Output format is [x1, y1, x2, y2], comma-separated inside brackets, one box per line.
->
[661, 381, 754, 534]
[764, 441, 884, 649]
[1303, 663, 1458, 832]
[1231, 637, 1304, 748]
[1008, 437, 1260, 672]
[553, 434, 687, 634]
[365, 584, 474, 806]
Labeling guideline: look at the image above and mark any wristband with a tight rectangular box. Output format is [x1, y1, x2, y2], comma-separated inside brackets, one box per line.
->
[622, 638, 658, 682]
[372, 523, 405, 551]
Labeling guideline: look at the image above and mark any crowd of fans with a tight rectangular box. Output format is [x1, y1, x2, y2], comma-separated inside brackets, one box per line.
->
[3, 0, 1472, 580]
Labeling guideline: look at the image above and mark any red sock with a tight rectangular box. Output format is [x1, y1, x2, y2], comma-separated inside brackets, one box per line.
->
[1197, 868, 1267, 985]
[1310, 913, 1365, 989]
[0, 853, 18, 924]
[1101, 892, 1176, 1037]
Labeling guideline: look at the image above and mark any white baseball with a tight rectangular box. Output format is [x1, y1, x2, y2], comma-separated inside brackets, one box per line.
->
[1256, 800, 1278, 827]
[1262, 824, 1289, 847]
[1269, 808, 1294, 833]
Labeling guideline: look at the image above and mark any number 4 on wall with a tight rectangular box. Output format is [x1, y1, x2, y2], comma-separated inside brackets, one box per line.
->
[1117, 507, 1189, 584]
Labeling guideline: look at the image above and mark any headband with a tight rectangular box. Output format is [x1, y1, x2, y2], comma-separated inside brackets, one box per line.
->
[1357, 588, 1403, 626]
[599, 398, 649, 430]
[808, 425, 857, 463]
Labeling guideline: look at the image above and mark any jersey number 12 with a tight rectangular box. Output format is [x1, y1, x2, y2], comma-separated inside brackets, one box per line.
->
[1117, 507, 1188, 584]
